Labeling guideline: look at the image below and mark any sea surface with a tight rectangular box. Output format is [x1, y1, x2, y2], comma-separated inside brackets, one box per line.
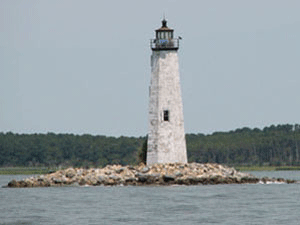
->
[0, 171, 299, 225]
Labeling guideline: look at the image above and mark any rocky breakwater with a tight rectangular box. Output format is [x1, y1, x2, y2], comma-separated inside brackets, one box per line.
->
[6, 163, 298, 188]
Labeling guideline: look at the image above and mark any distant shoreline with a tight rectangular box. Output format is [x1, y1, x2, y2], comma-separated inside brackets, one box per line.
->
[235, 165, 300, 171]
[0, 167, 54, 175]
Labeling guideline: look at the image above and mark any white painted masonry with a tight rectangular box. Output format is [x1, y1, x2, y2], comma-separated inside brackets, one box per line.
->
[147, 50, 187, 165]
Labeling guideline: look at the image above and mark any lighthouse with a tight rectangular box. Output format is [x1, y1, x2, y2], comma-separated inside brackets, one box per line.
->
[147, 19, 187, 165]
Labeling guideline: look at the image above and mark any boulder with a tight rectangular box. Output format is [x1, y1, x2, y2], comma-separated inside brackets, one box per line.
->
[135, 173, 160, 184]
[65, 168, 76, 178]
[141, 167, 150, 173]
[96, 176, 106, 184]
[115, 168, 125, 174]
[78, 178, 87, 185]
[7, 179, 18, 188]
[163, 174, 175, 182]
[174, 171, 183, 177]
[125, 177, 137, 185]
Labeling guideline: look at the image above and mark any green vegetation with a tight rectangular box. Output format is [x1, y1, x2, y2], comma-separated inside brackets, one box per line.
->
[0, 133, 145, 168]
[137, 137, 147, 164]
[235, 166, 278, 171]
[275, 166, 300, 171]
[0, 167, 55, 175]
[186, 124, 300, 167]
[236, 165, 300, 171]
[1, 124, 300, 172]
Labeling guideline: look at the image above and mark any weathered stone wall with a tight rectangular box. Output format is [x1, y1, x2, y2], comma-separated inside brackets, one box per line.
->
[147, 50, 187, 165]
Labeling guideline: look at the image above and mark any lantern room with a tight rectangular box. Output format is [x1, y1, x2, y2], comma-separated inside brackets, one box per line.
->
[156, 19, 173, 39]
[150, 19, 180, 51]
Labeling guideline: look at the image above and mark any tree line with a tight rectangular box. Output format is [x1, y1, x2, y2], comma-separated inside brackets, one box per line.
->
[187, 124, 300, 166]
[0, 124, 300, 167]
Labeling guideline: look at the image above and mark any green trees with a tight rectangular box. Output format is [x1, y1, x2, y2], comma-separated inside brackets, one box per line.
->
[137, 137, 147, 164]
[0, 133, 144, 168]
[186, 124, 300, 166]
[0, 124, 300, 167]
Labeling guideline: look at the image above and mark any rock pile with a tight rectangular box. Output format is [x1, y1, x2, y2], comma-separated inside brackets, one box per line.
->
[6, 163, 298, 188]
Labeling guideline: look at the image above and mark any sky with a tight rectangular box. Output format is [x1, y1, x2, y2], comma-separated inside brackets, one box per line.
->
[1, 0, 300, 137]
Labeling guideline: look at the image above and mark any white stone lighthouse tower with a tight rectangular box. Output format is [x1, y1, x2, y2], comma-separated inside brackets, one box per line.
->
[147, 19, 187, 165]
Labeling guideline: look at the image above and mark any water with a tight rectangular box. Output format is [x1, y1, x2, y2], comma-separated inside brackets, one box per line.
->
[0, 171, 299, 225]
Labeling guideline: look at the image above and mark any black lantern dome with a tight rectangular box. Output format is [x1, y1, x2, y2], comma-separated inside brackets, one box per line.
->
[150, 19, 179, 51]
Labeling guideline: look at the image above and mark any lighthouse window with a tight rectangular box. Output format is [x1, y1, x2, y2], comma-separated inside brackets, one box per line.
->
[167, 32, 171, 39]
[163, 110, 169, 122]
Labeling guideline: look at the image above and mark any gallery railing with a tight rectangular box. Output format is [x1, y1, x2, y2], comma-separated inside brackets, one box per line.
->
[150, 38, 180, 51]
